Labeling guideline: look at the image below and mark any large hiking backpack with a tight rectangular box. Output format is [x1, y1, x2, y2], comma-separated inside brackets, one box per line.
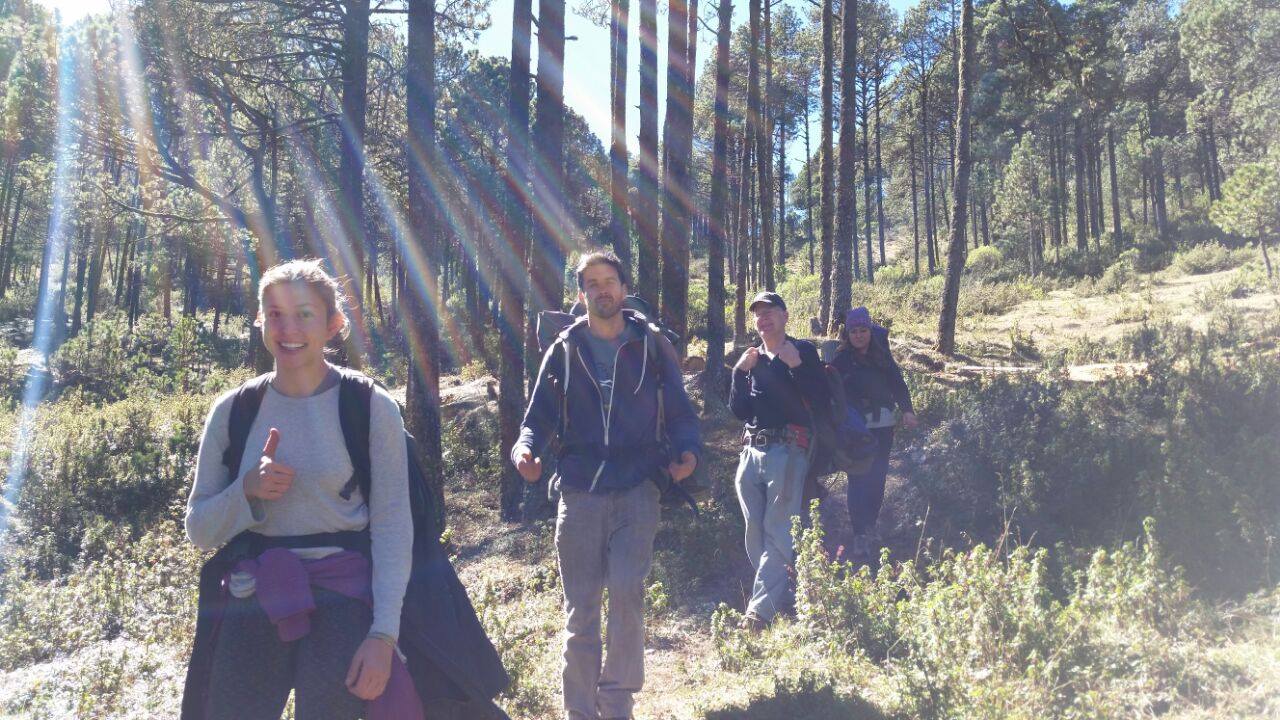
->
[181, 369, 510, 720]
[804, 340, 879, 502]
[534, 297, 700, 515]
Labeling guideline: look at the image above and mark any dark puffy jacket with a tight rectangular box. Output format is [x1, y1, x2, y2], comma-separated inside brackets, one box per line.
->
[514, 310, 701, 493]
[831, 325, 915, 416]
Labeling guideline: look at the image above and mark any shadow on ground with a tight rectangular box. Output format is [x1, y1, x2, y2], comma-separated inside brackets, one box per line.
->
[700, 680, 888, 720]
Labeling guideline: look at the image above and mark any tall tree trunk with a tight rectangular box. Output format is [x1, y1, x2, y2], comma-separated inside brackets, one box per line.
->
[1073, 118, 1089, 252]
[922, 84, 937, 273]
[981, 197, 991, 246]
[910, 131, 921, 277]
[861, 76, 874, 283]
[71, 233, 87, 336]
[777, 120, 786, 269]
[1107, 125, 1122, 241]
[803, 99, 816, 274]
[1085, 130, 1099, 241]
[971, 194, 980, 250]
[1047, 131, 1062, 249]
[831, 0, 858, 331]
[751, 0, 775, 290]
[936, 0, 973, 356]
[1094, 138, 1106, 245]
[340, 0, 371, 362]
[818, 0, 835, 330]
[1152, 146, 1169, 241]
[659, 0, 692, 349]
[703, 0, 733, 393]
[735, 134, 750, 344]
[1141, 159, 1150, 226]
[0, 184, 20, 298]
[636, 0, 660, 296]
[608, 0, 631, 270]
[405, 0, 445, 520]
[1206, 116, 1223, 197]
[874, 73, 886, 267]
[531, 0, 567, 319]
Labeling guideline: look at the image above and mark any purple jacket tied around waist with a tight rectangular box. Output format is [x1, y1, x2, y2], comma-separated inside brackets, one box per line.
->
[229, 548, 424, 720]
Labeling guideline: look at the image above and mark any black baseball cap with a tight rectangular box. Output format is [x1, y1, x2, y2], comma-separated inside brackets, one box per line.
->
[748, 291, 787, 313]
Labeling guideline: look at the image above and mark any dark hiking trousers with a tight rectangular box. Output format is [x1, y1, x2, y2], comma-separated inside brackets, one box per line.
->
[846, 427, 894, 535]
[205, 586, 371, 720]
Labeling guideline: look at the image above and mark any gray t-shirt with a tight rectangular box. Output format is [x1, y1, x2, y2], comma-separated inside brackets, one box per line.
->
[580, 323, 639, 417]
[185, 372, 413, 639]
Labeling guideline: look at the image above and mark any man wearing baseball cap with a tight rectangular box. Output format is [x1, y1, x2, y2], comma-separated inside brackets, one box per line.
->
[729, 291, 828, 630]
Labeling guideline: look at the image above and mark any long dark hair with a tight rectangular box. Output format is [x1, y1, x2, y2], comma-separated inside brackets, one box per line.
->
[836, 324, 893, 368]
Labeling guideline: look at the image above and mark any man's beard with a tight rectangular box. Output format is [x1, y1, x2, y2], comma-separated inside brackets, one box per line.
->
[589, 296, 622, 320]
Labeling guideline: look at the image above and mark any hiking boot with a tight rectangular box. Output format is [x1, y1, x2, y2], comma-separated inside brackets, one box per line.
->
[739, 611, 767, 633]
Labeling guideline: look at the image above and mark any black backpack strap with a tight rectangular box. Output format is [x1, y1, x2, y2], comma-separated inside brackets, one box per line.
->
[336, 370, 375, 504]
[221, 374, 272, 479]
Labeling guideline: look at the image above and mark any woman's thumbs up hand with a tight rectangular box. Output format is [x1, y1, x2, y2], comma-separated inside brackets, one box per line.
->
[243, 428, 296, 500]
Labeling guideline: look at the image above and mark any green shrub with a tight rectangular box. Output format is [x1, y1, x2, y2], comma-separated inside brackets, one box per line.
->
[4, 394, 208, 575]
[789, 513, 1224, 719]
[965, 245, 1004, 278]
[50, 313, 250, 403]
[904, 323, 1280, 594]
[0, 527, 200, 670]
[1171, 242, 1252, 276]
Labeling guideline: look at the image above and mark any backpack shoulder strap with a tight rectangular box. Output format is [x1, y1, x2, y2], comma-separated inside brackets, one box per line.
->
[336, 369, 375, 504]
[221, 374, 273, 478]
[551, 315, 590, 438]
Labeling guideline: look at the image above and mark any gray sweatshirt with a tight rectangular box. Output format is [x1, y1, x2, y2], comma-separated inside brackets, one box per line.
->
[185, 375, 413, 639]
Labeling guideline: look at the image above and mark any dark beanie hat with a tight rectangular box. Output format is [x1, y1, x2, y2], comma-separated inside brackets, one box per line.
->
[845, 306, 872, 329]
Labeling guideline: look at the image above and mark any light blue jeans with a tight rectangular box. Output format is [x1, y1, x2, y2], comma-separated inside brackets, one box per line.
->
[734, 442, 810, 620]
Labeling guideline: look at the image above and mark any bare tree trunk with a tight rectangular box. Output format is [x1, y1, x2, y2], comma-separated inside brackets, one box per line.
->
[922, 84, 937, 273]
[1047, 130, 1062, 249]
[1073, 117, 1088, 252]
[608, 0, 631, 270]
[405, 0, 445, 518]
[874, 74, 886, 268]
[936, 0, 973, 356]
[1108, 124, 1122, 241]
[340, 0, 371, 362]
[910, 132, 921, 277]
[777, 120, 786, 270]
[703, 0, 733, 393]
[751, 0, 775, 290]
[636, 0, 660, 296]
[735, 134, 750, 345]
[818, 0, 835, 330]
[803, 98, 816, 274]
[531, 0, 567, 319]
[0, 184, 22, 298]
[71, 232, 87, 336]
[659, 0, 693, 349]
[861, 75, 874, 283]
[830, 0, 858, 331]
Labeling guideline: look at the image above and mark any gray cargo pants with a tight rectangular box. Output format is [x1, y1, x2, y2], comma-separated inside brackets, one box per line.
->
[555, 480, 661, 720]
[734, 442, 810, 621]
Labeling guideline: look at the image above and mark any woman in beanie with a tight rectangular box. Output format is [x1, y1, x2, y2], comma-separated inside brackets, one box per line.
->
[831, 306, 917, 560]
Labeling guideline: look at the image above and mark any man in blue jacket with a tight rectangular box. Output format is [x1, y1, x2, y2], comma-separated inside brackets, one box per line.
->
[511, 250, 701, 720]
